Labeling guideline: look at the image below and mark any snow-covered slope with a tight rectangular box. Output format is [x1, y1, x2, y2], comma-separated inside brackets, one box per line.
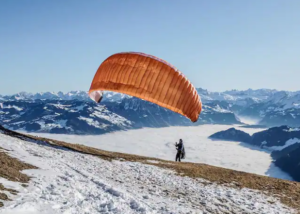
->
[0, 130, 297, 213]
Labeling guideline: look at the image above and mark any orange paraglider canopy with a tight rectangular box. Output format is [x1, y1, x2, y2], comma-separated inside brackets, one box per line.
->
[89, 52, 202, 122]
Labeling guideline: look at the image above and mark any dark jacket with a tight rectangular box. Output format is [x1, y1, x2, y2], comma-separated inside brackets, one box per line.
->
[176, 142, 183, 151]
[176, 142, 185, 159]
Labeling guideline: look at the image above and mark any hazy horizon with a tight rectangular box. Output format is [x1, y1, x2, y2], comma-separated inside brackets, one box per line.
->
[1, 86, 299, 96]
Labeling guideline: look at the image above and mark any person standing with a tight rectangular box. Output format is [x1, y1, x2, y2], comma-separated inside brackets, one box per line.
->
[175, 139, 185, 162]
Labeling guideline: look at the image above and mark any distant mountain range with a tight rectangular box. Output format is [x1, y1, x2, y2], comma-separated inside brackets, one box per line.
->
[2, 88, 300, 104]
[209, 126, 300, 182]
[0, 91, 129, 103]
[0, 97, 241, 134]
[2, 88, 300, 129]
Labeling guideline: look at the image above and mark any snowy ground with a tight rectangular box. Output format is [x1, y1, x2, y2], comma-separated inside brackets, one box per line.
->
[31, 125, 293, 181]
[0, 132, 296, 214]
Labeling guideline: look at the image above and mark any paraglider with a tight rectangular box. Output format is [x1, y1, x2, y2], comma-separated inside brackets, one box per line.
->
[88, 52, 202, 122]
[175, 139, 185, 162]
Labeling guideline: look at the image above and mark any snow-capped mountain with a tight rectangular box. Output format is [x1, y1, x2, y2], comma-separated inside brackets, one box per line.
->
[0, 98, 241, 134]
[200, 89, 300, 127]
[267, 91, 300, 110]
[0, 100, 131, 134]
[197, 88, 277, 105]
[259, 108, 300, 127]
[0, 88, 288, 104]
[197, 88, 300, 125]
[225, 88, 278, 100]
[2, 87, 300, 129]
[1, 91, 130, 103]
[2, 88, 298, 105]
[238, 91, 300, 127]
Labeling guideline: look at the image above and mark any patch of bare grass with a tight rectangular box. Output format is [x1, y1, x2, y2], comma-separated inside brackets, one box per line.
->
[0, 127, 37, 207]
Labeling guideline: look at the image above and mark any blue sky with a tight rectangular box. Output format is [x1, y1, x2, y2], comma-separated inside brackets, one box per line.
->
[1, 0, 300, 95]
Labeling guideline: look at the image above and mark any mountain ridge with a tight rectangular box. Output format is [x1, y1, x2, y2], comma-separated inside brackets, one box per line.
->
[0, 98, 242, 134]
[2, 88, 300, 131]
[209, 126, 300, 181]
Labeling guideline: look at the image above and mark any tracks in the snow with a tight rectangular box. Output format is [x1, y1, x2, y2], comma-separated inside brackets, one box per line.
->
[1, 125, 300, 213]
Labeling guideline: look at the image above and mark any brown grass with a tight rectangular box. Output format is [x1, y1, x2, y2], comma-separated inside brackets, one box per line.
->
[0, 183, 18, 201]
[0, 149, 37, 183]
[1, 126, 300, 211]
[0, 126, 38, 207]
[0, 147, 37, 207]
